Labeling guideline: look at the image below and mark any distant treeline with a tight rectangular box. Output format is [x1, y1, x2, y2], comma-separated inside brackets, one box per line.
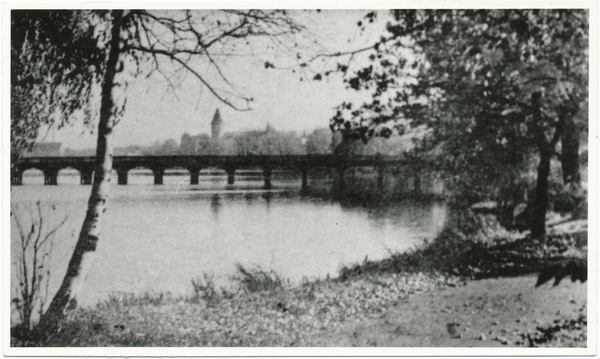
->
[63, 126, 414, 157]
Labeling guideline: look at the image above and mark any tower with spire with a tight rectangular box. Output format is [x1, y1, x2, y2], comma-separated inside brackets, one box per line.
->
[211, 109, 223, 140]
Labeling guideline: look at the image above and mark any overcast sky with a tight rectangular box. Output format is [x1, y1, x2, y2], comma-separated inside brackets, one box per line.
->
[36, 10, 389, 149]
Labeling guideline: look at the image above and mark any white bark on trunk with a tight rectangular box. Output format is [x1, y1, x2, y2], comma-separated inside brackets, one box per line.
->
[33, 10, 124, 337]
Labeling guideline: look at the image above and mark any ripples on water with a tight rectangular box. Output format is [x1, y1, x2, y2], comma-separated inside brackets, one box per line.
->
[11, 169, 447, 306]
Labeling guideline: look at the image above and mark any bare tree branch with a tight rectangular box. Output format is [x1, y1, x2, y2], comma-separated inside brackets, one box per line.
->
[294, 15, 431, 70]
[127, 45, 251, 110]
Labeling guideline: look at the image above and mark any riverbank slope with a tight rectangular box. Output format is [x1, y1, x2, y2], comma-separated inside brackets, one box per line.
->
[12, 220, 588, 348]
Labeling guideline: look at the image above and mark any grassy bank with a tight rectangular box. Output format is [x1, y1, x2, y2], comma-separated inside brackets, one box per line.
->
[14, 268, 454, 347]
[339, 218, 587, 281]
[12, 216, 587, 347]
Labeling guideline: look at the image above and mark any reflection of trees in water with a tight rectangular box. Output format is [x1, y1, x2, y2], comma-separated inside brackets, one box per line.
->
[308, 168, 334, 181]
[210, 194, 221, 221]
[193, 168, 228, 184]
[336, 194, 448, 233]
[369, 200, 448, 233]
[262, 192, 273, 212]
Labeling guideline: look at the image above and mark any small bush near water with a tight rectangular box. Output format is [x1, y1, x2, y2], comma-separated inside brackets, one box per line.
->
[232, 264, 289, 293]
[190, 273, 220, 305]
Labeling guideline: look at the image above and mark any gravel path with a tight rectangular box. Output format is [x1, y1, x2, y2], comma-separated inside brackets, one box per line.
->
[311, 274, 587, 347]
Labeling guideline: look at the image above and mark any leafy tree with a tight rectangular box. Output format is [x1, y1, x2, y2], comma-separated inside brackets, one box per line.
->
[113, 145, 144, 156]
[328, 10, 588, 238]
[306, 128, 333, 154]
[258, 127, 305, 155]
[220, 127, 305, 155]
[180, 133, 212, 155]
[218, 136, 238, 156]
[229, 130, 262, 155]
[180, 133, 194, 154]
[11, 10, 104, 166]
[146, 138, 180, 155]
[13, 9, 308, 337]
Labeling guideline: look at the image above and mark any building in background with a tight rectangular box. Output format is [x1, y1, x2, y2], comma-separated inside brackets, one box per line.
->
[211, 109, 223, 141]
[24, 142, 63, 157]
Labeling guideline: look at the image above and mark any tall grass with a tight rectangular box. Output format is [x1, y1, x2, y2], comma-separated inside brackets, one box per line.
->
[232, 264, 288, 293]
[190, 273, 222, 305]
[97, 291, 171, 310]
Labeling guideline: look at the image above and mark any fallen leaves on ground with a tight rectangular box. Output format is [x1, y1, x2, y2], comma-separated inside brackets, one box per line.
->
[37, 272, 457, 346]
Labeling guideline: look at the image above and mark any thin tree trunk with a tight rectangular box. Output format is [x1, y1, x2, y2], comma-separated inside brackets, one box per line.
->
[33, 10, 123, 338]
[559, 105, 581, 186]
[530, 92, 562, 239]
[531, 146, 552, 238]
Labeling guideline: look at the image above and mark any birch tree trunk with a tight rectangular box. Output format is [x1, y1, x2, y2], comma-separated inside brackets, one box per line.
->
[33, 10, 124, 338]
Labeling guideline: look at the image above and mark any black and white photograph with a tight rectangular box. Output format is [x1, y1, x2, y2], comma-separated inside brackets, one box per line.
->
[4, 1, 596, 354]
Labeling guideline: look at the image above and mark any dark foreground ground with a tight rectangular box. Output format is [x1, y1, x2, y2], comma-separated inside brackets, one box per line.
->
[313, 274, 587, 347]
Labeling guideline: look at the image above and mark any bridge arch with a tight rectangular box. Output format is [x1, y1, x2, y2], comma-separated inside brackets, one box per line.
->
[305, 166, 337, 188]
[197, 167, 229, 185]
[341, 165, 385, 189]
[18, 168, 44, 185]
[115, 166, 156, 185]
[14, 164, 56, 185]
[57, 166, 92, 185]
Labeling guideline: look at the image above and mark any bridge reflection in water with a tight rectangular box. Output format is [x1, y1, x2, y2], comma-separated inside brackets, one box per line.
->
[12, 154, 426, 189]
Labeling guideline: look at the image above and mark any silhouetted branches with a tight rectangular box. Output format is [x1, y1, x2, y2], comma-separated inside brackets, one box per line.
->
[122, 10, 308, 111]
[11, 202, 68, 337]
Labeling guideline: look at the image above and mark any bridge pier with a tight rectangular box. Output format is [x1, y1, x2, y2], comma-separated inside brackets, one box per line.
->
[376, 166, 385, 189]
[374, 153, 385, 190]
[226, 167, 235, 185]
[301, 168, 308, 189]
[80, 168, 94, 185]
[152, 167, 165, 185]
[11, 169, 23, 185]
[188, 168, 200, 185]
[263, 167, 273, 189]
[337, 167, 346, 192]
[413, 170, 421, 194]
[43, 168, 58, 185]
[117, 169, 129, 185]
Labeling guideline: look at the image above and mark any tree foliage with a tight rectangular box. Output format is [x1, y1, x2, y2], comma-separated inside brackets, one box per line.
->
[306, 128, 334, 154]
[329, 10, 588, 234]
[11, 10, 105, 162]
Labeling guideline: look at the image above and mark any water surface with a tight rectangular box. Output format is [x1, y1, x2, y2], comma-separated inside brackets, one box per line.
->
[11, 170, 447, 306]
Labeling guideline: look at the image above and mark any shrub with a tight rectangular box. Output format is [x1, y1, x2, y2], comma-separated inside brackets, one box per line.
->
[190, 273, 219, 304]
[11, 202, 68, 339]
[339, 207, 586, 281]
[232, 264, 287, 293]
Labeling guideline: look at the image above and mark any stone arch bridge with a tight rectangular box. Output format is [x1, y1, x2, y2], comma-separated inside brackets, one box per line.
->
[12, 155, 426, 189]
